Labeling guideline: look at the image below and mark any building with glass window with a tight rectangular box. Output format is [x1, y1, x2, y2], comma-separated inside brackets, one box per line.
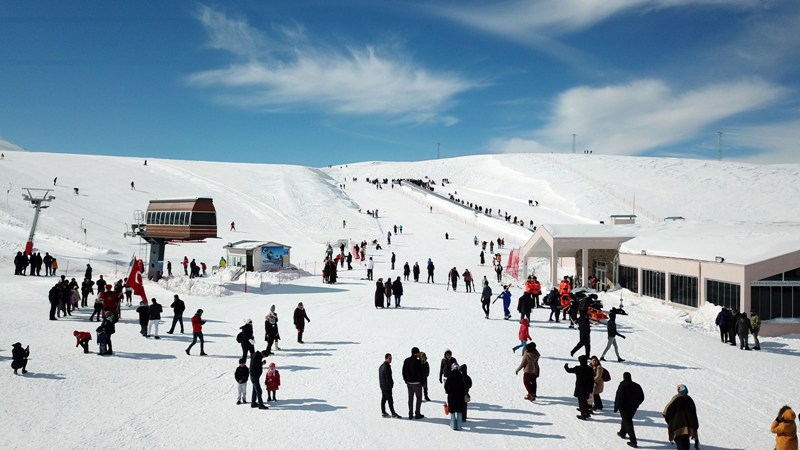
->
[521, 221, 800, 336]
[617, 222, 800, 336]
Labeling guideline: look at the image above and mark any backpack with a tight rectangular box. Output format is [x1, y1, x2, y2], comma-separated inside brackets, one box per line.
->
[602, 367, 611, 382]
[236, 332, 243, 343]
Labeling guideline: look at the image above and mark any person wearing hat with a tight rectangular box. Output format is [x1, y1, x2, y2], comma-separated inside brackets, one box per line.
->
[74, 330, 92, 354]
[492, 285, 513, 320]
[186, 309, 207, 355]
[662, 384, 699, 450]
[402, 347, 425, 420]
[293, 302, 310, 344]
[265, 362, 281, 402]
[136, 301, 150, 337]
[240, 318, 255, 360]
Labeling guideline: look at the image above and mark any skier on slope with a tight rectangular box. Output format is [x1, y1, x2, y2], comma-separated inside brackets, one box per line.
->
[493, 285, 513, 320]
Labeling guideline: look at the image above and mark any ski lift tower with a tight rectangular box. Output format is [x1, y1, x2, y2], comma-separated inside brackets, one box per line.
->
[21, 188, 55, 255]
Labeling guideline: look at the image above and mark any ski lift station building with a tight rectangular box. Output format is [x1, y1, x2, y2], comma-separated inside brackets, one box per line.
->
[520, 222, 800, 336]
[223, 240, 292, 272]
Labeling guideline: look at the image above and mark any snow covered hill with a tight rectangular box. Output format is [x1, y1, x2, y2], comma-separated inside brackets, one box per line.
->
[0, 151, 798, 449]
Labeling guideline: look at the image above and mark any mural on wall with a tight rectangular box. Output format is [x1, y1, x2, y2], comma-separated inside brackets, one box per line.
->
[261, 246, 287, 270]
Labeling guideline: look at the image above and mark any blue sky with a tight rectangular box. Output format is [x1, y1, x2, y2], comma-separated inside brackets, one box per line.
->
[1, 0, 799, 165]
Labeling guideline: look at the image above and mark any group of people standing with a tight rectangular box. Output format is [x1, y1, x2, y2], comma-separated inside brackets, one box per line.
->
[14, 251, 57, 276]
[715, 307, 761, 350]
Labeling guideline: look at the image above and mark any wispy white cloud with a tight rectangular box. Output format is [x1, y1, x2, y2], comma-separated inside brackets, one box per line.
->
[188, 5, 477, 125]
[490, 78, 787, 156]
[430, 0, 759, 42]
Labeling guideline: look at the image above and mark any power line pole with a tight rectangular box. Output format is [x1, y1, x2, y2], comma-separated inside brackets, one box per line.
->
[572, 134, 576, 154]
[716, 131, 723, 161]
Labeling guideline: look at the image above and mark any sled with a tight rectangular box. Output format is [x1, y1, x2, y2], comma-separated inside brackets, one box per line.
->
[587, 307, 608, 322]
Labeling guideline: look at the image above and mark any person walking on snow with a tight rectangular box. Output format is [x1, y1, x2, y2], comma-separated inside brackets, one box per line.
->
[515, 342, 540, 401]
[293, 302, 310, 343]
[392, 277, 403, 308]
[185, 309, 207, 355]
[390, 252, 396, 270]
[413, 262, 420, 282]
[426, 259, 435, 283]
[493, 285, 513, 320]
[444, 362, 466, 430]
[590, 356, 605, 411]
[366, 257, 374, 281]
[662, 384, 699, 450]
[614, 372, 645, 448]
[448, 267, 458, 291]
[481, 283, 492, 319]
[601, 307, 626, 362]
[379, 353, 401, 418]
[230, 221, 236, 231]
[513, 318, 531, 353]
[750, 311, 761, 350]
[240, 319, 255, 360]
[570, 314, 592, 359]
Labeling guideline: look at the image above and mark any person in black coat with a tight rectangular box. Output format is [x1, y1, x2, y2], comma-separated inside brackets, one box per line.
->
[614, 371, 645, 448]
[235, 358, 249, 405]
[570, 315, 592, 359]
[167, 294, 185, 334]
[293, 302, 310, 343]
[460, 364, 472, 421]
[392, 277, 403, 308]
[249, 350, 267, 409]
[240, 319, 255, 360]
[48, 283, 61, 320]
[402, 347, 424, 419]
[374, 280, 384, 308]
[547, 289, 561, 322]
[601, 307, 627, 362]
[728, 308, 739, 347]
[11, 342, 29, 374]
[264, 314, 279, 356]
[136, 301, 150, 336]
[517, 292, 533, 322]
[42, 252, 53, 276]
[84, 264, 93, 281]
[714, 307, 730, 343]
[403, 262, 410, 281]
[564, 355, 594, 420]
[413, 262, 420, 282]
[444, 363, 466, 430]
[379, 353, 400, 417]
[147, 298, 163, 338]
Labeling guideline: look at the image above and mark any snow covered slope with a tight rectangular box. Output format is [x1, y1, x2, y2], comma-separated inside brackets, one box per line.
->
[0, 151, 798, 450]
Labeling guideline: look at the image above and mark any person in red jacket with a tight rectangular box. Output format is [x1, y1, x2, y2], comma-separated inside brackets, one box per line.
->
[182, 256, 189, 276]
[185, 309, 207, 356]
[512, 318, 531, 353]
[265, 362, 281, 402]
[73, 330, 92, 353]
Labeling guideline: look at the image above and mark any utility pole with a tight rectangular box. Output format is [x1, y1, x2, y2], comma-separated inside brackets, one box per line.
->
[716, 131, 723, 161]
[572, 134, 576, 154]
[437, 142, 440, 159]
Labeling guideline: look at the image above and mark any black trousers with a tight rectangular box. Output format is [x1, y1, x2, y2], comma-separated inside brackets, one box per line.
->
[619, 410, 637, 445]
[49, 303, 58, 320]
[169, 314, 184, 333]
[90, 308, 102, 321]
[482, 301, 490, 316]
[79, 340, 90, 353]
[675, 435, 691, 450]
[549, 309, 560, 321]
[719, 327, 727, 342]
[381, 387, 397, 414]
[593, 394, 603, 409]
[297, 330, 304, 343]
[571, 339, 591, 359]
[241, 342, 254, 360]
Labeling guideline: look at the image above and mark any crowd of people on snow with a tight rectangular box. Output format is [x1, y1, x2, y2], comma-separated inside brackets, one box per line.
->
[6, 173, 796, 449]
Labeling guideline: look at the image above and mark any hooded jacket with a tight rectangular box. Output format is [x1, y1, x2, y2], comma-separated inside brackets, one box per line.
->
[662, 393, 699, 441]
[516, 346, 540, 376]
[772, 407, 798, 450]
